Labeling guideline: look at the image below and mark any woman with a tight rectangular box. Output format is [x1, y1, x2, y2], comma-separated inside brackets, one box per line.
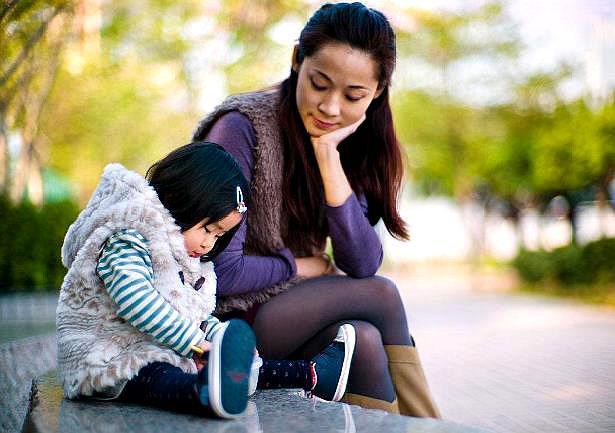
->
[193, 2, 440, 416]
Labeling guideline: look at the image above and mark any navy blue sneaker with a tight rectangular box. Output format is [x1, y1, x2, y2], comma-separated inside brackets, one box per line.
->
[197, 319, 256, 418]
[310, 324, 356, 402]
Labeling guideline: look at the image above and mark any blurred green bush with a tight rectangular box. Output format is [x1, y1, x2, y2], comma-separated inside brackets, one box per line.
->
[512, 238, 615, 301]
[512, 249, 553, 284]
[0, 195, 78, 292]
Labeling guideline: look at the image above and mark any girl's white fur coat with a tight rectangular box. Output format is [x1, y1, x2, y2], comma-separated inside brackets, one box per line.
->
[57, 164, 216, 398]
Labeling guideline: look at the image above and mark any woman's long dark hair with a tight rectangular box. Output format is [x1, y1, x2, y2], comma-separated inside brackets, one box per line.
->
[146, 141, 250, 261]
[279, 2, 408, 252]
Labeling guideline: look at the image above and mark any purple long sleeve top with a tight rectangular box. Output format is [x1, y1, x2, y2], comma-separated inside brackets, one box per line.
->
[205, 111, 383, 296]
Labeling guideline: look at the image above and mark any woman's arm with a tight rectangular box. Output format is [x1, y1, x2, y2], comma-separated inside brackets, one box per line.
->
[205, 112, 297, 295]
[311, 117, 383, 277]
[96, 230, 223, 356]
[325, 192, 383, 277]
[212, 219, 297, 294]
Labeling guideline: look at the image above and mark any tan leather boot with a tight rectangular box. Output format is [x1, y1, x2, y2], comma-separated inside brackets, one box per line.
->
[384, 345, 441, 418]
[341, 393, 399, 414]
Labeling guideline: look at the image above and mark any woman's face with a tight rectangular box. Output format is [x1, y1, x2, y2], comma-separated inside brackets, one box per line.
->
[294, 42, 382, 138]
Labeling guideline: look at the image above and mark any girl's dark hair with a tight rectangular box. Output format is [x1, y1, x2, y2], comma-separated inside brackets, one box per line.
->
[146, 141, 249, 261]
[279, 2, 408, 251]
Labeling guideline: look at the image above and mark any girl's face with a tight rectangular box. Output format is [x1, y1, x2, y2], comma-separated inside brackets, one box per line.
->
[294, 42, 382, 138]
[182, 210, 242, 258]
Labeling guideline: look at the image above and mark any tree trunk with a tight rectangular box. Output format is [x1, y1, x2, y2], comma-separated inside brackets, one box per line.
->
[460, 196, 487, 264]
[0, 117, 8, 195]
[596, 172, 614, 238]
[9, 16, 65, 205]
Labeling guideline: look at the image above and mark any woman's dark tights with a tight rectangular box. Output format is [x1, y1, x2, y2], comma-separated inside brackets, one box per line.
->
[252, 275, 411, 402]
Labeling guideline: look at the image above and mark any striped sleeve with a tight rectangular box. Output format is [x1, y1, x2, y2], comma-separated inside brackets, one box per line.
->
[96, 229, 206, 357]
[201, 315, 225, 342]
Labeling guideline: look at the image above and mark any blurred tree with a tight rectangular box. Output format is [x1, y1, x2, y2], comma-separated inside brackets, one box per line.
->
[215, 0, 311, 93]
[397, 1, 519, 96]
[472, 71, 570, 208]
[394, 1, 520, 197]
[393, 90, 479, 196]
[5, 0, 612, 249]
[533, 100, 603, 194]
[594, 95, 615, 214]
[471, 70, 614, 245]
[394, 0, 615, 251]
[393, 1, 521, 258]
[0, 0, 73, 203]
[531, 97, 614, 241]
[7, 0, 311, 204]
[38, 0, 204, 202]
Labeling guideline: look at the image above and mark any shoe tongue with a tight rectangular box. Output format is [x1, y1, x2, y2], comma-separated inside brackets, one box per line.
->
[332, 341, 344, 349]
[325, 342, 344, 357]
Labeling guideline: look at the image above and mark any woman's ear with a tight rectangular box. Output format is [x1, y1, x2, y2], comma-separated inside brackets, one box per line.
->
[291, 44, 300, 73]
[374, 86, 384, 99]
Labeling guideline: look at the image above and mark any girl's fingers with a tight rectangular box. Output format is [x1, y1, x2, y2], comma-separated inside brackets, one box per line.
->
[196, 341, 212, 353]
[203, 341, 212, 351]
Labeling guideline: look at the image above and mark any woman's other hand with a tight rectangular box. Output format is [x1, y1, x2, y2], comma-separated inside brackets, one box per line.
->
[296, 255, 338, 278]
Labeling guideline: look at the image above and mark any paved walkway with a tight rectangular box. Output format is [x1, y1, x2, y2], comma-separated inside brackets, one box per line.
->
[390, 268, 615, 433]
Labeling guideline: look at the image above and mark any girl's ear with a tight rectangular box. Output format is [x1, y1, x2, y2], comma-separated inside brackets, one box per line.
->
[291, 44, 301, 73]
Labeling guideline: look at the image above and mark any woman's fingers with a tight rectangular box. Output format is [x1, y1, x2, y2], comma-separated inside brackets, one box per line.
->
[313, 114, 367, 147]
[333, 114, 366, 141]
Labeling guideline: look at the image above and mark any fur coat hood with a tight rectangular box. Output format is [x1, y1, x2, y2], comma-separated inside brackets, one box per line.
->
[57, 164, 216, 398]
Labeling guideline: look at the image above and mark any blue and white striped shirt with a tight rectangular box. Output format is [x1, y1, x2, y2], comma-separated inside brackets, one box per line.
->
[96, 229, 222, 357]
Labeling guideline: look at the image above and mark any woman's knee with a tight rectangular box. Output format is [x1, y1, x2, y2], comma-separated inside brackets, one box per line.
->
[360, 276, 412, 345]
[367, 276, 404, 315]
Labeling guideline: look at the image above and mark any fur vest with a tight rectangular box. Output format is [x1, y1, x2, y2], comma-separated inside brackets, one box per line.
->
[193, 88, 325, 313]
[56, 164, 216, 398]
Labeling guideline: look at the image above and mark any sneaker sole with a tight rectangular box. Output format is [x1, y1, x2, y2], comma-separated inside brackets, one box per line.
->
[208, 320, 256, 418]
[333, 324, 356, 402]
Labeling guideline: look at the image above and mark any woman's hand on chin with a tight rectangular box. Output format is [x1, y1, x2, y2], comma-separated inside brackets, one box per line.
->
[310, 115, 365, 207]
[310, 115, 366, 155]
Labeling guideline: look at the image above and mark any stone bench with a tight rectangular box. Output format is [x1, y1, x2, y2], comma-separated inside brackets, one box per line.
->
[3, 336, 492, 433]
[0, 335, 57, 433]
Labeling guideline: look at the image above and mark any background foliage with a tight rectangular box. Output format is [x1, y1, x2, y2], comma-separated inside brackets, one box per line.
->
[0, 194, 78, 290]
[1, 0, 613, 292]
[513, 238, 615, 304]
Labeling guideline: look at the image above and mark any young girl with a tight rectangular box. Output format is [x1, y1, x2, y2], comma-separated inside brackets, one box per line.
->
[56, 142, 355, 419]
[193, 3, 440, 416]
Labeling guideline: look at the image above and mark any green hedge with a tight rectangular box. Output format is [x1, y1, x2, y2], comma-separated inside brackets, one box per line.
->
[512, 238, 615, 288]
[0, 195, 78, 292]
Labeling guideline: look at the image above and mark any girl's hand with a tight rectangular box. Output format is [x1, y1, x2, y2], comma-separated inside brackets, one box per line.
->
[192, 341, 212, 372]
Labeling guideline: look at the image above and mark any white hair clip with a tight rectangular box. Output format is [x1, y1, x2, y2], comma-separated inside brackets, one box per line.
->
[236, 186, 247, 213]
